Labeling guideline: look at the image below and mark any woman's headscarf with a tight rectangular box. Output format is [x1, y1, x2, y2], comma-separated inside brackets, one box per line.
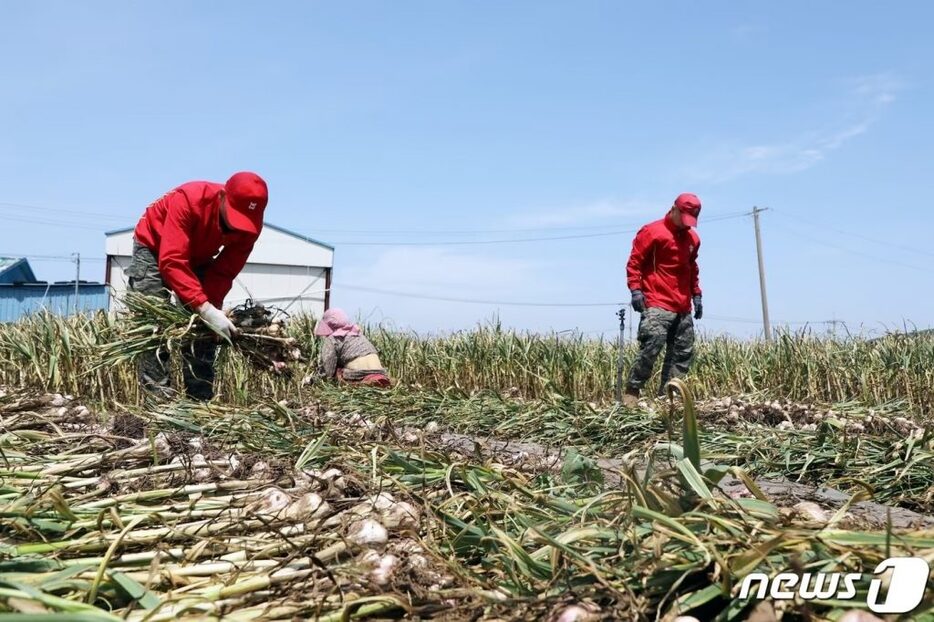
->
[314, 308, 362, 338]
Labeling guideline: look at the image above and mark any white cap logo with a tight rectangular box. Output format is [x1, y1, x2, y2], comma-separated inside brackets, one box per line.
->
[248, 202, 257, 210]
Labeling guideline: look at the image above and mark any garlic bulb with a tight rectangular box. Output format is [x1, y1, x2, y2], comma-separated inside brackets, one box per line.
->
[189, 453, 212, 481]
[252, 487, 291, 516]
[283, 492, 330, 521]
[553, 603, 601, 622]
[250, 461, 271, 478]
[383, 501, 420, 529]
[348, 518, 388, 548]
[792, 501, 828, 523]
[369, 553, 399, 585]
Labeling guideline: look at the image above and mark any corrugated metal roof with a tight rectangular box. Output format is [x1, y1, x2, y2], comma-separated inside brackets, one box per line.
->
[0, 257, 37, 284]
[105, 222, 334, 250]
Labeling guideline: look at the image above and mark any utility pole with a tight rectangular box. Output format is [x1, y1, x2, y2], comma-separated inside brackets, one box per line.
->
[628, 303, 633, 342]
[828, 317, 845, 338]
[614, 306, 626, 403]
[751, 207, 772, 341]
[73, 253, 81, 314]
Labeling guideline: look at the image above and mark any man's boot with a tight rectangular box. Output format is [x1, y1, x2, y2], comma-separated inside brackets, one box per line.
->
[622, 388, 640, 408]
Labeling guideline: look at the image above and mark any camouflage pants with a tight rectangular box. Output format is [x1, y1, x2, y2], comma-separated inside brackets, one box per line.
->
[126, 242, 217, 401]
[627, 306, 695, 395]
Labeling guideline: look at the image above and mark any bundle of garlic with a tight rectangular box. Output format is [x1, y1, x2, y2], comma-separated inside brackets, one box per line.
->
[97, 293, 305, 377]
[227, 300, 304, 375]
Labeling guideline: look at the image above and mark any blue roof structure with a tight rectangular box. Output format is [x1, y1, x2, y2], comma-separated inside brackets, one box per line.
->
[0, 257, 37, 284]
[0, 282, 108, 322]
[0, 257, 110, 321]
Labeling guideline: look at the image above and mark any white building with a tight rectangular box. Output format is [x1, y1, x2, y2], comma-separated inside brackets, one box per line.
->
[105, 223, 334, 317]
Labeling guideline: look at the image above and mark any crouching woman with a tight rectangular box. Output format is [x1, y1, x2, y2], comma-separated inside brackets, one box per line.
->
[314, 309, 391, 388]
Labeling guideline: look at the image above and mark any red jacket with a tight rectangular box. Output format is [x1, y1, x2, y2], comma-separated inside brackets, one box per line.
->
[134, 181, 260, 308]
[626, 216, 701, 314]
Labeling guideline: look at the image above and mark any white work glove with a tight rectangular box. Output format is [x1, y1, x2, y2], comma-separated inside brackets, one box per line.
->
[197, 302, 238, 341]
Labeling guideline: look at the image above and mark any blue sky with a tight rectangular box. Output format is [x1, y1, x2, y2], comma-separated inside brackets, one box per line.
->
[2, 2, 932, 337]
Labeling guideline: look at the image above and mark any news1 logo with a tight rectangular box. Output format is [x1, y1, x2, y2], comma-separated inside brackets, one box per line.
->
[738, 557, 930, 614]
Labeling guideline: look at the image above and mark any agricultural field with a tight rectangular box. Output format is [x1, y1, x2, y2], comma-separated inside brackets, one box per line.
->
[0, 309, 932, 621]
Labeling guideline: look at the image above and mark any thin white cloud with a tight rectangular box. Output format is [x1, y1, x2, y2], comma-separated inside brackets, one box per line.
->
[507, 199, 657, 228]
[849, 73, 903, 105]
[684, 72, 903, 183]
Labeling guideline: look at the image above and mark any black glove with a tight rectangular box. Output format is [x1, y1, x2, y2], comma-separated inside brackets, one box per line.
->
[631, 290, 645, 313]
[693, 295, 703, 320]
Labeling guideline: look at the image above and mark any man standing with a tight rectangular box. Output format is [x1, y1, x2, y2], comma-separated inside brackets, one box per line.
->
[127, 172, 268, 401]
[623, 193, 702, 407]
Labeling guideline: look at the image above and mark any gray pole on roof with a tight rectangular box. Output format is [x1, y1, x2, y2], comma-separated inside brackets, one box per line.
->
[73, 253, 81, 314]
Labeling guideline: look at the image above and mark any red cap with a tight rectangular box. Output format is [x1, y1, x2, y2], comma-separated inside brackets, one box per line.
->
[224, 172, 268, 235]
[674, 192, 701, 227]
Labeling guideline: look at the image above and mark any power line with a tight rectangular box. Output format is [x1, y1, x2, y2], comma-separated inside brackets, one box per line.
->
[0, 202, 127, 222]
[320, 212, 749, 246]
[0, 252, 105, 263]
[704, 314, 770, 324]
[769, 220, 928, 273]
[337, 283, 623, 307]
[1, 198, 750, 242]
[775, 211, 934, 258]
[314, 223, 629, 235]
[2, 208, 850, 326]
[332, 228, 642, 246]
[1, 213, 110, 231]
[258, 284, 845, 324]
[0, 199, 749, 236]
[703, 313, 840, 325]
[9, 258, 851, 326]
[335, 284, 849, 323]
[4, 213, 747, 244]
[308, 213, 745, 236]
